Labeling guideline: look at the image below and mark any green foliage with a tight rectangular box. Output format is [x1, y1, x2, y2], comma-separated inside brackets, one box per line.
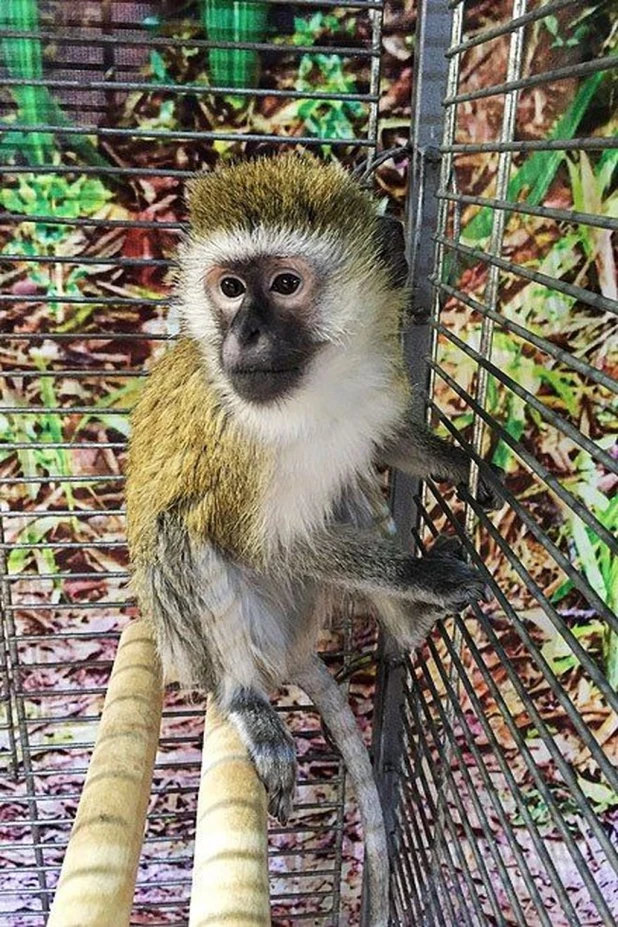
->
[291, 11, 355, 45]
[541, 620, 604, 676]
[1, 173, 111, 315]
[543, 15, 588, 48]
[285, 10, 365, 149]
[464, 71, 609, 242]
[1, 172, 112, 220]
[296, 54, 365, 143]
[0, 367, 74, 508]
[511, 785, 580, 829]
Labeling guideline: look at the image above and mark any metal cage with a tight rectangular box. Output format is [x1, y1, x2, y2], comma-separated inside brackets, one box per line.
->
[1, 1, 616, 924]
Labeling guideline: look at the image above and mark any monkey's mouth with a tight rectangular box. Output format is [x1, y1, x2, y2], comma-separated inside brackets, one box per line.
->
[227, 365, 303, 403]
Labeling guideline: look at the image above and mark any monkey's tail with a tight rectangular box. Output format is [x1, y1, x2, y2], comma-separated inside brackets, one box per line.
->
[296, 655, 390, 927]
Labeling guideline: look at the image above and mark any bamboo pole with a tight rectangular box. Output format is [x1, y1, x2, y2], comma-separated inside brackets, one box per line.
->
[48, 620, 163, 927]
[189, 700, 271, 926]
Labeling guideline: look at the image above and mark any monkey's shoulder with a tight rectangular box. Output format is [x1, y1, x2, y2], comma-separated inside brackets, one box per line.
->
[126, 338, 266, 562]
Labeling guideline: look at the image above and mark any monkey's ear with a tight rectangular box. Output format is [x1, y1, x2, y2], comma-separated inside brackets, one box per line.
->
[375, 216, 408, 288]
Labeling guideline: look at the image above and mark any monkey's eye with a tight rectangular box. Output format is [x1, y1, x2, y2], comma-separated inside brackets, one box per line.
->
[220, 277, 246, 299]
[271, 273, 301, 296]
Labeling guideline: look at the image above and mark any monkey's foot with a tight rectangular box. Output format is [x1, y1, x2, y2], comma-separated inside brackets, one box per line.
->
[458, 462, 505, 511]
[228, 687, 297, 825]
[250, 728, 297, 825]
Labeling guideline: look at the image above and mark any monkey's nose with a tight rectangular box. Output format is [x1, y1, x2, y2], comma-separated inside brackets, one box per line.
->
[221, 327, 271, 372]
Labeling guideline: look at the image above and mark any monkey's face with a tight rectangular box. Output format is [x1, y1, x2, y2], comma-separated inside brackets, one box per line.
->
[203, 254, 324, 404]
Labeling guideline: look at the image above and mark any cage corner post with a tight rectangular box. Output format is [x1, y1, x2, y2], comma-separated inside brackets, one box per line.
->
[365, 0, 456, 922]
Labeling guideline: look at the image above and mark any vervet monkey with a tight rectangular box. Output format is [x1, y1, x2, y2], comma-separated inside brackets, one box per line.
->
[126, 153, 500, 925]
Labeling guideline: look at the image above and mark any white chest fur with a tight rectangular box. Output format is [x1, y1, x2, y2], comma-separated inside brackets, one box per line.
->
[258, 352, 405, 548]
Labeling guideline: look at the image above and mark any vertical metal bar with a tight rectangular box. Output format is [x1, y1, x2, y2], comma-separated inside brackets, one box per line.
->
[464, 0, 528, 521]
[0, 518, 49, 914]
[365, 2, 386, 170]
[369, 3, 461, 924]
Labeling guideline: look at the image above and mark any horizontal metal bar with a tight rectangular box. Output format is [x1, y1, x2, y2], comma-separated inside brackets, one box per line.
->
[444, 55, 617, 105]
[1, 508, 125, 518]
[1, 7, 380, 52]
[1, 474, 125, 484]
[1, 75, 378, 105]
[443, 137, 618, 154]
[1, 164, 194, 180]
[1, 253, 175, 269]
[0, 211, 183, 231]
[0, 121, 375, 148]
[4, 600, 130, 611]
[429, 363, 618, 554]
[4, 441, 126, 450]
[433, 320, 618, 473]
[432, 278, 618, 394]
[0, 540, 125, 550]
[3, 370, 143, 379]
[1, 333, 168, 342]
[0, 292, 167, 306]
[2, 406, 129, 414]
[447, 0, 583, 56]
[436, 234, 618, 316]
[4, 569, 128, 581]
[428, 399, 618, 633]
[437, 190, 618, 233]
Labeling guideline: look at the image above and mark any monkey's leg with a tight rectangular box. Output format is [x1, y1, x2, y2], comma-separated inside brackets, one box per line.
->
[224, 686, 297, 825]
[293, 527, 487, 610]
[378, 422, 503, 510]
[296, 656, 390, 927]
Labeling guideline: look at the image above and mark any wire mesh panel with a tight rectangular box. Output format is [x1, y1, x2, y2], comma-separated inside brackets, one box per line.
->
[376, 0, 618, 924]
[1, 0, 617, 925]
[0, 2, 409, 923]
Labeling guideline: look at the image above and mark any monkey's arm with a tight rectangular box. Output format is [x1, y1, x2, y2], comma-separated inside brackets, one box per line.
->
[377, 421, 503, 510]
[292, 525, 486, 648]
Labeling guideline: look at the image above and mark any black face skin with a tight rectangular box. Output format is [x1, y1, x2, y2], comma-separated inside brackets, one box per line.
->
[206, 256, 323, 404]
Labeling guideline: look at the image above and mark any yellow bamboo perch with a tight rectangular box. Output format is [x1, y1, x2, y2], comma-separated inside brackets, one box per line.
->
[189, 700, 271, 927]
[48, 620, 163, 927]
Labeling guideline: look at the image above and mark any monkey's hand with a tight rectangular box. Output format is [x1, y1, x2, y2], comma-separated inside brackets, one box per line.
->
[368, 538, 488, 651]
